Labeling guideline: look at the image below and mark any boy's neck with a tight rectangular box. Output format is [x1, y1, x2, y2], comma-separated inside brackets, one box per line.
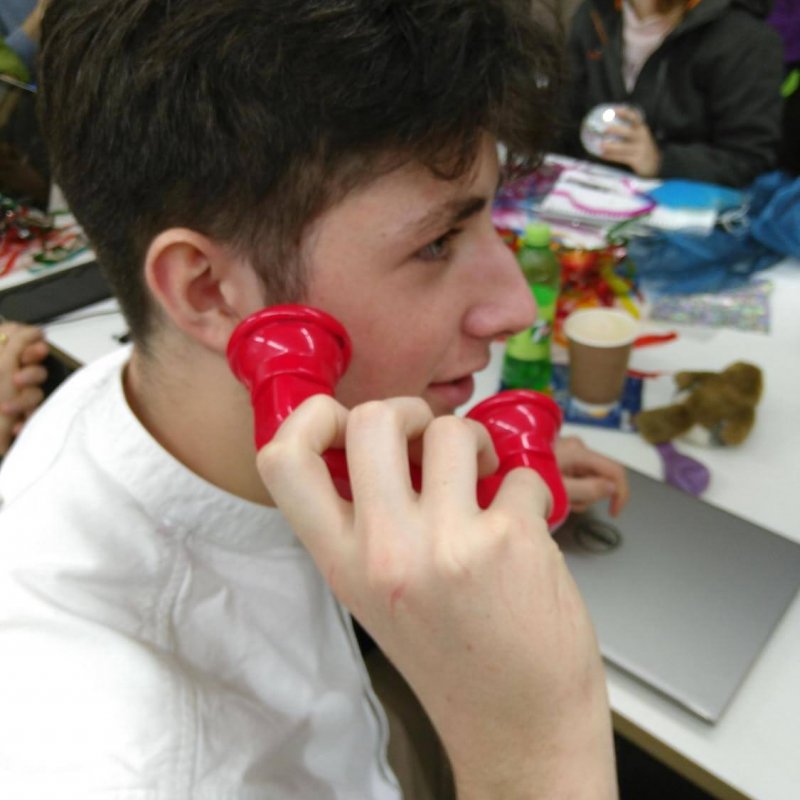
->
[124, 341, 273, 507]
[627, 0, 662, 19]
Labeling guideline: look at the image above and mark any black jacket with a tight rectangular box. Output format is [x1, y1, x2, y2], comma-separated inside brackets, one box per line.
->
[561, 0, 783, 186]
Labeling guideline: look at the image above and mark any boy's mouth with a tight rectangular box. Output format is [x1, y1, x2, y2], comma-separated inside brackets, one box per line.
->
[426, 374, 476, 412]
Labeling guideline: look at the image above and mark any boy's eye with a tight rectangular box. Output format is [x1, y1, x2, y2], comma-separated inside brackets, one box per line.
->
[416, 229, 460, 262]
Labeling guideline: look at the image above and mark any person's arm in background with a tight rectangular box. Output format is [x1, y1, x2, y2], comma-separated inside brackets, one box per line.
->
[603, 18, 783, 187]
[1, 0, 46, 82]
[259, 395, 618, 800]
[0, 321, 48, 456]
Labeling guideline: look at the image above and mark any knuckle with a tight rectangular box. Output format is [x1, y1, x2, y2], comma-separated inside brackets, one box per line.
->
[349, 399, 399, 431]
[300, 392, 336, 416]
[362, 542, 408, 599]
[427, 414, 474, 442]
[482, 506, 529, 540]
[256, 439, 292, 479]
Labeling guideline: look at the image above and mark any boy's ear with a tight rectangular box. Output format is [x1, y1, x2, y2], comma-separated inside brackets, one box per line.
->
[144, 229, 264, 353]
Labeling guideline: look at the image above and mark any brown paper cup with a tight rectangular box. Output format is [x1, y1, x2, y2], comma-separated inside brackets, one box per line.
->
[564, 308, 638, 411]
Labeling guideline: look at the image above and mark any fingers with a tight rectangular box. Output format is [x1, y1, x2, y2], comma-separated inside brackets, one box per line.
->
[13, 364, 48, 389]
[555, 435, 629, 516]
[562, 470, 628, 516]
[570, 452, 628, 516]
[346, 397, 433, 510]
[256, 394, 352, 559]
[561, 475, 616, 514]
[599, 141, 633, 168]
[19, 339, 49, 367]
[256, 395, 436, 583]
[0, 323, 45, 362]
[1, 385, 44, 416]
[490, 466, 552, 528]
[421, 416, 498, 507]
[601, 138, 635, 159]
[600, 125, 660, 177]
[608, 470, 630, 517]
[603, 123, 635, 142]
[612, 106, 642, 126]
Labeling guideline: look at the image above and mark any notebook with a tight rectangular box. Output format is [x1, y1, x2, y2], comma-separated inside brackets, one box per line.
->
[554, 469, 800, 723]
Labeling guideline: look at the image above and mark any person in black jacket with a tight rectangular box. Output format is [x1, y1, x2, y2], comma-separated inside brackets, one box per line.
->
[561, 0, 783, 187]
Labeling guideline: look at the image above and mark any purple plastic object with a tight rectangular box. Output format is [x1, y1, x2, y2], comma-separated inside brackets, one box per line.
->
[655, 442, 711, 496]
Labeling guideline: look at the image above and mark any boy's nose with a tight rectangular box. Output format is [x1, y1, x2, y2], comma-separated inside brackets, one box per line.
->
[462, 235, 537, 340]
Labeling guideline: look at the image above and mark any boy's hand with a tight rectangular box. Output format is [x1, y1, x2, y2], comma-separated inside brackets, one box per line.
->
[555, 435, 629, 516]
[0, 322, 49, 455]
[257, 395, 617, 800]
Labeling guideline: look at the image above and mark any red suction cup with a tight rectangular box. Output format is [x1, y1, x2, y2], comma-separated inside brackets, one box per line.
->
[227, 305, 353, 498]
[467, 390, 570, 529]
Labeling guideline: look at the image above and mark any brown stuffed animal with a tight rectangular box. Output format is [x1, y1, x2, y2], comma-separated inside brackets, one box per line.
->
[635, 361, 763, 447]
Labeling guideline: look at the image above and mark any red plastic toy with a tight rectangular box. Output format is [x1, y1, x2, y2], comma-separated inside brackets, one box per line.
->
[467, 391, 569, 528]
[226, 305, 353, 498]
[227, 305, 569, 527]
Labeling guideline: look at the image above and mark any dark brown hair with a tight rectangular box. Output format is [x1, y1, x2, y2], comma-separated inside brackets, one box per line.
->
[40, 0, 564, 343]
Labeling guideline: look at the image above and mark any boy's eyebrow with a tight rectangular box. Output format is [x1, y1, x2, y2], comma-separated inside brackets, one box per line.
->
[404, 195, 489, 237]
[403, 172, 504, 237]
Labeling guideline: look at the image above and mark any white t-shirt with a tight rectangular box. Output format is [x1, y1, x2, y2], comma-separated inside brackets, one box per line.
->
[0, 348, 401, 800]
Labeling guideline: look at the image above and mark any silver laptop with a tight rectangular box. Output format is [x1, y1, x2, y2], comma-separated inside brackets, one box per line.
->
[554, 469, 800, 723]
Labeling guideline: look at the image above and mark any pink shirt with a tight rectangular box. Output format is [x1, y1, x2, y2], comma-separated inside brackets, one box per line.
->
[622, 1, 685, 92]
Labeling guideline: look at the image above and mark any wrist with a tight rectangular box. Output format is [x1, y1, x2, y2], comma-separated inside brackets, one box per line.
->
[448, 681, 617, 800]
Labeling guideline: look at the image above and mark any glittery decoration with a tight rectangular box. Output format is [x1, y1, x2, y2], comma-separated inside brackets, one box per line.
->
[0, 193, 89, 277]
[649, 279, 772, 333]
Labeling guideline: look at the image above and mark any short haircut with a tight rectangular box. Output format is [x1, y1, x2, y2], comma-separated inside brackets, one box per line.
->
[39, 0, 564, 343]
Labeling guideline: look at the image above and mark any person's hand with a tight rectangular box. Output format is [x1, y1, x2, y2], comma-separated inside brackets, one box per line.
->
[600, 106, 661, 178]
[0, 143, 49, 206]
[22, 0, 49, 44]
[556, 435, 629, 516]
[257, 395, 617, 799]
[0, 322, 49, 455]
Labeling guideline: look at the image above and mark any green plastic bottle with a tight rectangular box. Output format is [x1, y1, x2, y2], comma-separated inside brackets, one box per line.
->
[502, 222, 561, 392]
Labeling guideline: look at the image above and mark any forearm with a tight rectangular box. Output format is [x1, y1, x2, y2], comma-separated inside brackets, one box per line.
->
[451, 673, 617, 800]
[22, 0, 46, 43]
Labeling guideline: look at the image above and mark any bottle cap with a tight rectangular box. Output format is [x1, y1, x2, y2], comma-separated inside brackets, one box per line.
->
[522, 222, 551, 249]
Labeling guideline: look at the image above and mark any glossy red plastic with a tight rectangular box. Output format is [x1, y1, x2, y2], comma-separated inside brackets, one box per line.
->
[467, 390, 570, 529]
[226, 305, 353, 497]
[228, 306, 570, 525]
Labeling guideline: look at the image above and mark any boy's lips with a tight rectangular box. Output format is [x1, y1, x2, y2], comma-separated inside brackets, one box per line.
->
[426, 374, 477, 411]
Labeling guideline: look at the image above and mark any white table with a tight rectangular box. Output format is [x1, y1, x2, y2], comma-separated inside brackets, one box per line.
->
[47, 261, 800, 800]
[469, 260, 800, 800]
[44, 297, 127, 368]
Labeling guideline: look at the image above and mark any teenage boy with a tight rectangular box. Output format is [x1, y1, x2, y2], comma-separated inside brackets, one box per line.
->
[0, 1, 626, 797]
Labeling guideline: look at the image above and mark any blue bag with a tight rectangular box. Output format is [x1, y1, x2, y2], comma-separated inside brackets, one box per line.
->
[626, 172, 800, 296]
